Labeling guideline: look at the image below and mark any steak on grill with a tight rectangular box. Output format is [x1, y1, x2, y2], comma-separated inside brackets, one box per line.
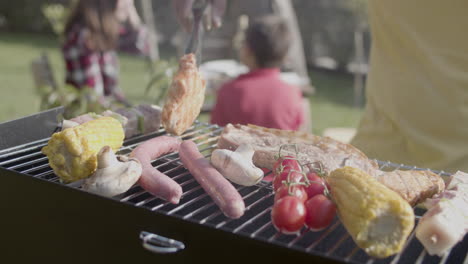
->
[217, 124, 379, 176]
[217, 124, 446, 206]
[377, 170, 445, 206]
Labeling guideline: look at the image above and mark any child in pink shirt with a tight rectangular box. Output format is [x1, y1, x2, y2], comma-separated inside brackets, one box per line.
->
[210, 15, 305, 131]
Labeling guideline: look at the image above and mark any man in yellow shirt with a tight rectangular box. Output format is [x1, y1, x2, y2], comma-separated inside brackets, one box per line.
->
[351, 0, 468, 173]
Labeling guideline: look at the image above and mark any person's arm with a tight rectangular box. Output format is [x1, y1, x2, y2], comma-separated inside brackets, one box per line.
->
[173, 0, 227, 32]
[116, 0, 142, 28]
[127, 1, 142, 28]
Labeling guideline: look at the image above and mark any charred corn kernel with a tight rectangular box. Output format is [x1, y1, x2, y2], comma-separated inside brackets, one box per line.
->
[42, 116, 124, 182]
[328, 166, 415, 258]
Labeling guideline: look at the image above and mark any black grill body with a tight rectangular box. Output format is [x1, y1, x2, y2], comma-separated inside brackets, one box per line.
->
[0, 108, 466, 264]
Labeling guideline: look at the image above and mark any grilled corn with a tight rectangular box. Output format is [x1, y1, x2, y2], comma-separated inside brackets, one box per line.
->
[42, 116, 124, 182]
[328, 166, 415, 258]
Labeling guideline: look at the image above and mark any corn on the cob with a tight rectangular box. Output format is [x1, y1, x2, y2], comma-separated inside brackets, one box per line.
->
[328, 166, 415, 258]
[42, 116, 124, 182]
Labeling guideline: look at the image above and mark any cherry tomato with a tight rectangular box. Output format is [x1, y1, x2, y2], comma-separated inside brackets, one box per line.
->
[272, 155, 301, 176]
[304, 194, 336, 231]
[271, 196, 306, 234]
[304, 172, 326, 198]
[273, 170, 304, 191]
[274, 185, 308, 203]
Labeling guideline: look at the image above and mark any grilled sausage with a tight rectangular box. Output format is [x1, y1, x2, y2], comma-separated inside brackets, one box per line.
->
[179, 140, 245, 219]
[130, 136, 182, 204]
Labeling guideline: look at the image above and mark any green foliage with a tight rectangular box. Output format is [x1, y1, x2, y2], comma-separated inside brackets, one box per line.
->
[0, 0, 49, 32]
[37, 84, 127, 119]
[34, 54, 177, 120]
[36, 57, 176, 119]
[144, 59, 177, 105]
[41, 3, 71, 39]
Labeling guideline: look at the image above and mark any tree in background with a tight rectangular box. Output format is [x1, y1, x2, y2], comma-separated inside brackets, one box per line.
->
[0, 0, 68, 32]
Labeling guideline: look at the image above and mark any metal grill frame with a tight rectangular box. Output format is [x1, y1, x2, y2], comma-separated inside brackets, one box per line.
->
[0, 109, 467, 264]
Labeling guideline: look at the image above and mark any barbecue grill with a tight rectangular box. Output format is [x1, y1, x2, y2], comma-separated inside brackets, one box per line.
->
[0, 107, 467, 264]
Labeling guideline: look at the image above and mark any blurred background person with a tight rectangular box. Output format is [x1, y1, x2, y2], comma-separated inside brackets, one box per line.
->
[351, 0, 468, 173]
[173, 0, 227, 32]
[62, 0, 149, 106]
[210, 15, 306, 131]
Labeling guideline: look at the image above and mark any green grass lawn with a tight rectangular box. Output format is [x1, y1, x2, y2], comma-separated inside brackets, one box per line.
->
[0, 32, 363, 135]
[308, 70, 364, 134]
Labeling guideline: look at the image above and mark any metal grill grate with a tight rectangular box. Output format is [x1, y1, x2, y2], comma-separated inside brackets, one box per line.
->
[0, 121, 467, 264]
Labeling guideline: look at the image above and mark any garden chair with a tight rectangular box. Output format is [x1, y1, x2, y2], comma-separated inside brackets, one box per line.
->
[31, 53, 57, 92]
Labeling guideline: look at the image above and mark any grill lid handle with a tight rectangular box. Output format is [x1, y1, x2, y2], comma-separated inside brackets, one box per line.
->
[140, 231, 185, 254]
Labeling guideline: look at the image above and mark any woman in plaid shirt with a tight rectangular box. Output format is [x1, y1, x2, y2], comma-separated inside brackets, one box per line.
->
[63, 0, 149, 104]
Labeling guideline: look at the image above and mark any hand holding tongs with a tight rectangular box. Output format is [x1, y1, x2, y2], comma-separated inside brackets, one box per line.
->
[185, 0, 208, 63]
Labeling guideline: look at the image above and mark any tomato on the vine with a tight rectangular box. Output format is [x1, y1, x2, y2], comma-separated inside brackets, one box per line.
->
[273, 170, 304, 191]
[271, 196, 306, 234]
[304, 172, 326, 198]
[304, 194, 336, 231]
[272, 155, 301, 176]
[274, 184, 308, 203]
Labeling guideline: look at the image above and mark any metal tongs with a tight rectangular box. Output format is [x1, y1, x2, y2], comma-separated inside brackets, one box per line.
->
[184, 0, 208, 64]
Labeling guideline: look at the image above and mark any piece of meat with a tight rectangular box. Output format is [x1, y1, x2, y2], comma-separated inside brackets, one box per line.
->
[161, 53, 206, 136]
[66, 104, 162, 138]
[416, 171, 468, 256]
[69, 114, 96, 124]
[377, 170, 445, 206]
[114, 104, 162, 138]
[130, 136, 182, 204]
[179, 140, 245, 219]
[217, 124, 379, 176]
[447, 170, 468, 189]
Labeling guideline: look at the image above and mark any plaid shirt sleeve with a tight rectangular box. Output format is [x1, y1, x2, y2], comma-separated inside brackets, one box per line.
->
[62, 26, 119, 97]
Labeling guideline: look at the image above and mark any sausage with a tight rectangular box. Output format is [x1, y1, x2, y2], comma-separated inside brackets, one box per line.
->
[130, 136, 182, 204]
[179, 140, 245, 219]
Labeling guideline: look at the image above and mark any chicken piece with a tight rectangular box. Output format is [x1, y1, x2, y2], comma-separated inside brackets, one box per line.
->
[416, 171, 468, 256]
[377, 170, 445, 206]
[161, 53, 206, 135]
[42, 116, 125, 182]
[447, 170, 468, 189]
